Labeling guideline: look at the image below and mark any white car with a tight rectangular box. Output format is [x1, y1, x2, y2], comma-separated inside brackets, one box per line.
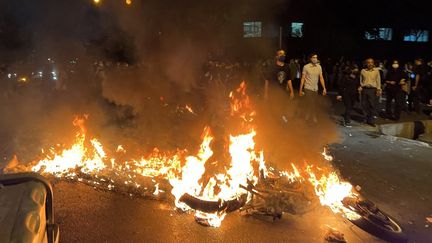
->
[0, 173, 59, 243]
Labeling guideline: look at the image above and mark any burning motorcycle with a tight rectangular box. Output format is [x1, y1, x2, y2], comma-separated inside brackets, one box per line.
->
[342, 197, 407, 243]
[180, 167, 408, 243]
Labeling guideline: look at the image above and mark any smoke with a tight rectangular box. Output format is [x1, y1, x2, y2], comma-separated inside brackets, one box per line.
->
[0, 0, 339, 172]
[254, 85, 340, 169]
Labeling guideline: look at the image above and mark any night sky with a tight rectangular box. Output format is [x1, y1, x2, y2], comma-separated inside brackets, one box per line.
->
[1, 0, 431, 62]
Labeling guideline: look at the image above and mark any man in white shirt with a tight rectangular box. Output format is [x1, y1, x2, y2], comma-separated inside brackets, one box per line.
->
[359, 58, 382, 126]
[299, 53, 327, 122]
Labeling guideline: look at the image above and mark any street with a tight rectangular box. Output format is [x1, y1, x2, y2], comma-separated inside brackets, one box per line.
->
[332, 123, 432, 242]
[53, 181, 380, 243]
[50, 120, 432, 243]
[2, 1, 432, 242]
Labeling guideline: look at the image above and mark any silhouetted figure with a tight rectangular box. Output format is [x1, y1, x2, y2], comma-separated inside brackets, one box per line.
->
[264, 50, 294, 99]
[337, 64, 360, 126]
[385, 60, 406, 121]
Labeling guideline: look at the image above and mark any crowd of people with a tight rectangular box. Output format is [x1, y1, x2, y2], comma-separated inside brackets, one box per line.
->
[2, 51, 432, 127]
[259, 50, 432, 126]
[331, 57, 432, 126]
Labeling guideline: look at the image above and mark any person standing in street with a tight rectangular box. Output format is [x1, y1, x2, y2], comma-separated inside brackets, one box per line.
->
[337, 64, 360, 126]
[288, 58, 301, 90]
[411, 58, 428, 113]
[359, 58, 381, 126]
[385, 60, 406, 121]
[403, 62, 415, 112]
[299, 53, 327, 123]
[264, 50, 294, 99]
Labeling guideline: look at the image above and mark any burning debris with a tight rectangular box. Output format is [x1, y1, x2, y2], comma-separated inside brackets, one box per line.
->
[6, 82, 363, 228]
[324, 227, 347, 243]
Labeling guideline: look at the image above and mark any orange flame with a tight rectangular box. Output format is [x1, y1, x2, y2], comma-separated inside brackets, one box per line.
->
[279, 158, 361, 220]
[32, 116, 106, 177]
[307, 168, 360, 220]
[26, 81, 361, 226]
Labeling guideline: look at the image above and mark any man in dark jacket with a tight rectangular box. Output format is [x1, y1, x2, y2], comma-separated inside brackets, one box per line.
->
[385, 60, 406, 121]
[337, 64, 360, 126]
[288, 58, 301, 90]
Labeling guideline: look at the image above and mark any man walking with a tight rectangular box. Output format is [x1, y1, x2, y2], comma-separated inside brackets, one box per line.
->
[299, 53, 327, 123]
[359, 58, 381, 126]
[264, 50, 294, 99]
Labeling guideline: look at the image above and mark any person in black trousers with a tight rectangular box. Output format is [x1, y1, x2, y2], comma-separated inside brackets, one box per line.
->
[385, 60, 406, 121]
[359, 58, 382, 126]
[337, 64, 360, 126]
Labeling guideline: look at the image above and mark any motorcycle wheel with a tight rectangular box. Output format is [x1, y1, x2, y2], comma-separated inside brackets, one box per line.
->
[343, 198, 408, 243]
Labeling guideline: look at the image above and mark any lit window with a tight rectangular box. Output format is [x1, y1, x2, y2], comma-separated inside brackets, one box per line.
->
[365, 28, 393, 41]
[291, 22, 304, 38]
[404, 30, 429, 42]
[243, 22, 262, 38]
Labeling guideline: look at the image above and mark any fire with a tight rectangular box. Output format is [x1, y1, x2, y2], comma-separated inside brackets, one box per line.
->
[22, 81, 361, 227]
[133, 148, 183, 178]
[229, 81, 255, 123]
[306, 167, 361, 220]
[278, 161, 361, 220]
[195, 211, 226, 228]
[116, 145, 126, 153]
[125, 0, 132, 5]
[32, 116, 106, 177]
[168, 126, 260, 226]
[223, 131, 258, 198]
[185, 105, 195, 115]
[279, 164, 303, 183]
[169, 126, 214, 209]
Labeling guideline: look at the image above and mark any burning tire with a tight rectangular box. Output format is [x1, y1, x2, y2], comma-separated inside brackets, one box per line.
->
[343, 198, 408, 243]
[179, 193, 248, 213]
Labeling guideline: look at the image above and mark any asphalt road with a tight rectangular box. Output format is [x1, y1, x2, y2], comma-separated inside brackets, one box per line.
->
[53, 181, 381, 243]
[2, 93, 431, 242]
[50, 121, 432, 243]
[331, 123, 432, 243]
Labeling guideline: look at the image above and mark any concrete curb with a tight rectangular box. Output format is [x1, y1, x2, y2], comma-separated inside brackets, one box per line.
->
[378, 120, 432, 143]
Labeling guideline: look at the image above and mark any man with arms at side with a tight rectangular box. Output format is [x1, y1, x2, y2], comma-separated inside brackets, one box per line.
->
[359, 58, 381, 126]
[299, 53, 327, 123]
